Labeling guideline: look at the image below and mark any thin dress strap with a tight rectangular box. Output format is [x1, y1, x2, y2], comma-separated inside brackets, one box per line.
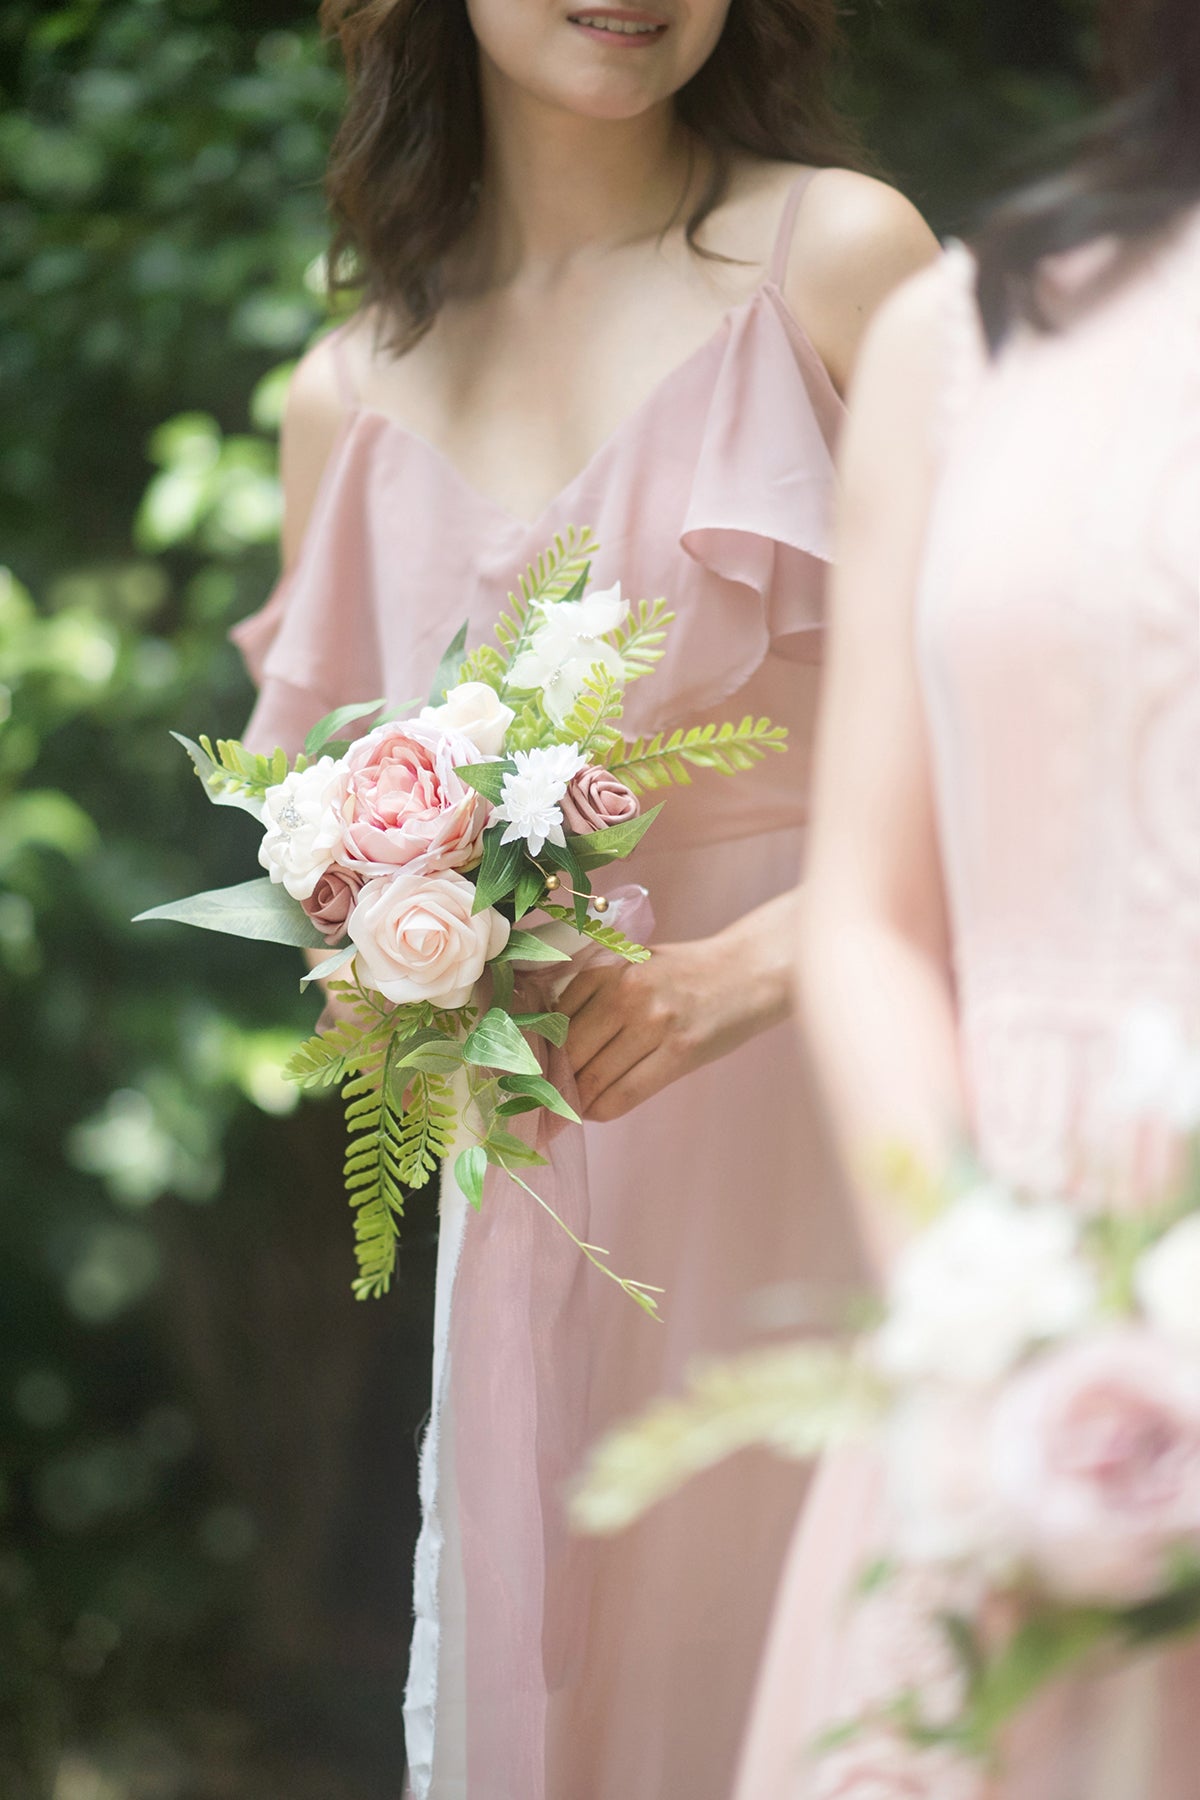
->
[325, 321, 359, 411]
[768, 167, 819, 288]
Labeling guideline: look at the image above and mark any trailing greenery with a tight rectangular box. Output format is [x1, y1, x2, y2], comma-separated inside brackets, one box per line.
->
[542, 905, 652, 964]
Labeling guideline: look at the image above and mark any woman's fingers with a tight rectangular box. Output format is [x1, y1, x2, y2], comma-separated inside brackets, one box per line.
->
[558, 961, 612, 1019]
[565, 984, 625, 1075]
[585, 1046, 677, 1123]
[575, 1014, 665, 1116]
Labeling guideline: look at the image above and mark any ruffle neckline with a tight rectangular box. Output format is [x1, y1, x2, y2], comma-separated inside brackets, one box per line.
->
[230, 279, 845, 737]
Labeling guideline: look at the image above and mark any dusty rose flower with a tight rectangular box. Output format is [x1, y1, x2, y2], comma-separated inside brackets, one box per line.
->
[335, 719, 488, 876]
[560, 765, 640, 836]
[988, 1329, 1200, 1604]
[300, 865, 364, 945]
[348, 867, 509, 1009]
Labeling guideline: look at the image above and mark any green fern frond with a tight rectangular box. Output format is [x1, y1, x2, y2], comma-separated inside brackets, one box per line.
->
[494, 526, 600, 671]
[542, 904, 651, 963]
[394, 1071, 458, 1187]
[458, 643, 507, 692]
[557, 664, 624, 756]
[605, 716, 788, 796]
[198, 734, 294, 800]
[505, 695, 553, 752]
[343, 1037, 408, 1300]
[608, 597, 674, 682]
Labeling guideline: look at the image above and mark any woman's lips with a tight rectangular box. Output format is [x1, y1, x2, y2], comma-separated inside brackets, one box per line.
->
[567, 10, 669, 47]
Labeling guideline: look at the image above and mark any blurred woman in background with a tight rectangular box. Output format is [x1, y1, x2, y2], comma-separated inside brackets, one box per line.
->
[229, 1, 935, 1795]
[738, 0, 1200, 1792]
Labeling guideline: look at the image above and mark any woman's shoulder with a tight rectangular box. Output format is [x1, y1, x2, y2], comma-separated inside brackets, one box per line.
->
[739, 159, 940, 395]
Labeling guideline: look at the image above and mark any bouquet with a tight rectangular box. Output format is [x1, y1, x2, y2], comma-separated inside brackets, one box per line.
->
[573, 1007, 1200, 1786]
[136, 529, 787, 1304]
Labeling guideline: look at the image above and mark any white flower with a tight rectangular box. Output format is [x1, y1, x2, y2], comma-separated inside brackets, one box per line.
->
[258, 756, 344, 900]
[1135, 1214, 1200, 1354]
[886, 1391, 1013, 1572]
[492, 744, 588, 858]
[419, 681, 515, 757]
[507, 580, 629, 727]
[874, 1186, 1097, 1388]
[1109, 1005, 1200, 1133]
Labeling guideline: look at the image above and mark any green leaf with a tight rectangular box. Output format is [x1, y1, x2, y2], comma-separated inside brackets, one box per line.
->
[471, 826, 526, 914]
[512, 863, 548, 920]
[463, 1007, 542, 1076]
[495, 929, 572, 966]
[391, 1030, 466, 1075]
[511, 1011, 569, 1048]
[456, 760, 513, 805]
[540, 835, 591, 925]
[428, 621, 470, 706]
[134, 877, 328, 949]
[499, 1072, 580, 1124]
[483, 1130, 549, 1171]
[170, 731, 264, 820]
[607, 715, 789, 796]
[455, 1145, 488, 1211]
[304, 698, 386, 758]
[490, 958, 515, 1011]
[568, 802, 663, 869]
[608, 596, 674, 682]
[300, 944, 355, 988]
[557, 564, 590, 605]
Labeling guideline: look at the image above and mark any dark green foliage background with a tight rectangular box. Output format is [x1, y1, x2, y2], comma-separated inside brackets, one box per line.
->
[0, 3, 1097, 1794]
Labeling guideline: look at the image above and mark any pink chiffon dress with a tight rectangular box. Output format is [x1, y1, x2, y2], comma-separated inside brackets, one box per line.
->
[733, 212, 1200, 1800]
[230, 170, 866, 1800]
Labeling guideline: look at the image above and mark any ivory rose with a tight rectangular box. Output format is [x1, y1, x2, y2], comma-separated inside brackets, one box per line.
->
[419, 681, 515, 757]
[258, 756, 344, 900]
[560, 766, 640, 835]
[300, 865, 364, 944]
[1135, 1214, 1200, 1354]
[348, 867, 510, 1008]
[987, 1329, 1200, 1604]
[336, 719, 488, 875]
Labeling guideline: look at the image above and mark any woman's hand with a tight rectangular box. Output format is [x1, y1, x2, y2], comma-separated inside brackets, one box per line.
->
[559, 889, 800, 1122]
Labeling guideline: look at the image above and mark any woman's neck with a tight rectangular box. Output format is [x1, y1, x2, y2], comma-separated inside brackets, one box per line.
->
[469, 61, 698, 284]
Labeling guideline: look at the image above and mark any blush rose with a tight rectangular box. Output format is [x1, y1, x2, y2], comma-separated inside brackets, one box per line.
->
[987, 1329, 1200, 1604]
[348, 867, 510, 1009]
[336, 719, 489, 876]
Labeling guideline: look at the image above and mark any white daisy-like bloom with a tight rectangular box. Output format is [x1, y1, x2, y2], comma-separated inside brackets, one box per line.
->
[507, 581, 629, 728]
[492, 744, 589, 858]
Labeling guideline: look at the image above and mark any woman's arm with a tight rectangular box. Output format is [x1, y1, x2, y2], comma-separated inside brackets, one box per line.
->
[798, 266, 965, 1266]
[561, 192, 941, 1123]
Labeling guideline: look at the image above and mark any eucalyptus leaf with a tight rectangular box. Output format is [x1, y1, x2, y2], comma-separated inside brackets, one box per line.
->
[463, 1008, 542, 1075]
[304, 699, 387, 758]
[494, 929, 572, 966]
[134, 877, 328, 948]
[170, 731, 264, 820]
[299, 944, 356, 988]
[472, 827, 525, 914]
[455, 1144, 488, 1211]
[568, 802, 663, 869]
[428, 620, 470, 706]
[498, 1072, 580, 1124]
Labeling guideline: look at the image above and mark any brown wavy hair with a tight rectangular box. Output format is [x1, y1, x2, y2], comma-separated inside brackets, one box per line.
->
[974, 0, 1200, 345]
[319, 0, 868, 349]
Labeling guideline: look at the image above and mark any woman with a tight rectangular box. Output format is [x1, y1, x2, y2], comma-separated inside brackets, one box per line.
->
[231, 2, 934, 1794]
[737, 0, 1200, 1793]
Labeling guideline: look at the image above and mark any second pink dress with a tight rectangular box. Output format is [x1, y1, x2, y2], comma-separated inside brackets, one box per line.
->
[735, 213, 1200, 1798]
[232, 172, 867, 1800]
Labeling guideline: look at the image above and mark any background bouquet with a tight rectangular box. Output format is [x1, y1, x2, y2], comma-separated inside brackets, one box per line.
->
[135, 528, 787, 1302]
[574, 1007, 1200, 1787]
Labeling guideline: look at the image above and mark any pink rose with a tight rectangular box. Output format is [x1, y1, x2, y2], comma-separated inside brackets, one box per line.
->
[559, 766, 640, 836]
[347, 867, 510, 1009]
[336, 720, 488, 875]
[988, 1329, 1200, 1604]
[300, 865, 364, 944]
